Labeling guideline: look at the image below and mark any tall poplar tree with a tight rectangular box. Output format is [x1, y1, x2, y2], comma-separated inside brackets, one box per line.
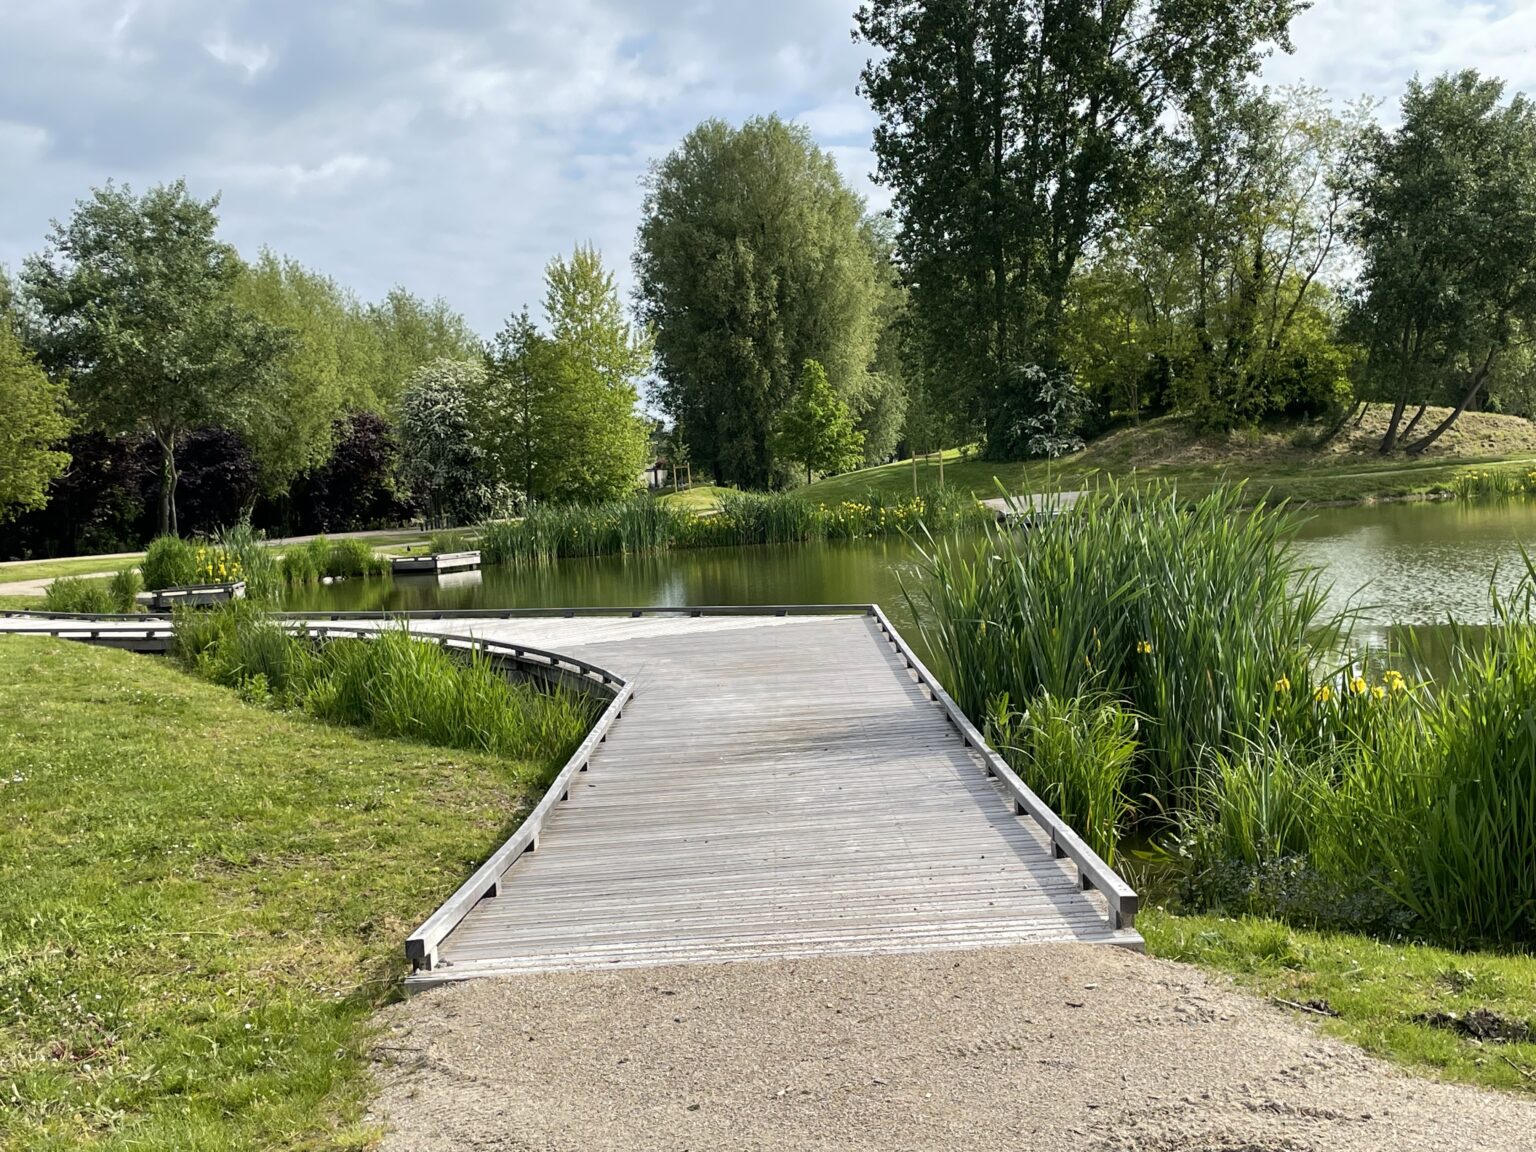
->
[635, 116, 879, 488]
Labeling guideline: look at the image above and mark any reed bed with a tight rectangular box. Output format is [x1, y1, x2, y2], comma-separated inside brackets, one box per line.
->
[916, 479, 1536, 947]
[1451, 466, 1536, 499]
[173, 605, 593, 775]
[280, 535, 389, 586]
[477, 489, 991, 565]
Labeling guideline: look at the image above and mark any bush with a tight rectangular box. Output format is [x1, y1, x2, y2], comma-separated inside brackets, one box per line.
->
[108, 567, 143, 612]
[141, 535, 198, 590]
[323, 538, 384, 579]
[43, 576, 115, 614]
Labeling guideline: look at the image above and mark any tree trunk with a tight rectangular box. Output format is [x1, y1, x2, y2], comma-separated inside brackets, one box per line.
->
[1399, 400, 1431, 444]
[156, 435, 180, 537]
[1379, 325, 1417, 454]
[1406, 348, 1499, 456]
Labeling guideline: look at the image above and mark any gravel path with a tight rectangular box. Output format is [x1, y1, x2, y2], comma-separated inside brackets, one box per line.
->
[371, 944, 1536, 1151]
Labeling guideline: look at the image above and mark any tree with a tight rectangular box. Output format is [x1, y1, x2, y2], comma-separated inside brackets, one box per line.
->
[361, 289, 481, 412]
[1066, 87, 1363, 431]
[477, 310, 563, 508]
[479, 247, 652, 506]
[0, 325, 70, 523]
[234, 251, 357, 499]
[775, 360, 865, 485]
[287, 412, 412, 534]
[22, 180, 286, 535]
[855, 0, 1301, 456]
[635, 116, 880, 488]
[1349, 72, 1536, 454]
[542, 245, 652, 502]
[398, 358, 500, 527]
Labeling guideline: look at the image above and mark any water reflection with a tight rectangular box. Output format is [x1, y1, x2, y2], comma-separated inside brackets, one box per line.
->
[286, 499, 1536, 671]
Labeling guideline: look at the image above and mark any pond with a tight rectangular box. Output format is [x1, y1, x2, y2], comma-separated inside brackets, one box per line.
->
[285, 497, 1536, 658]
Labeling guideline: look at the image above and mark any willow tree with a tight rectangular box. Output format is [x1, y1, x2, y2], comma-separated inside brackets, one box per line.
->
[855, 0, 1300, 457]
[635, 116, 879, 488]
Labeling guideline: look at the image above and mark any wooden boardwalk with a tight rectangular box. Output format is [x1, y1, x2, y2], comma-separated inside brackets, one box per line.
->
[0, 608, 1142, 987]
[399, 612, 1141, 988]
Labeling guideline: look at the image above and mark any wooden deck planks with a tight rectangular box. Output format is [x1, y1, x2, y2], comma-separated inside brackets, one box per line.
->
[405, 613, 1141, 986]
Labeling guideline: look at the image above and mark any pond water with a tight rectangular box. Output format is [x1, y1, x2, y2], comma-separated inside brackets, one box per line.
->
[285, 498, 1536, 656]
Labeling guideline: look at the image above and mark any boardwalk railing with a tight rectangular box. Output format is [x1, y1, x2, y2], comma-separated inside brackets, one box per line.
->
[868, 606, 1138, 931]
[1, 604, 1138, 945]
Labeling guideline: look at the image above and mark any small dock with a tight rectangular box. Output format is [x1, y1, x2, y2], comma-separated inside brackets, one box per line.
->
[982, 491, 1084, 523]
[391, 550, 481, 575]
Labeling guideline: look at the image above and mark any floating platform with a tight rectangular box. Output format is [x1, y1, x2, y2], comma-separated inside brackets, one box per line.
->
[135, 580, 245, 611]
[391, 550, 481, 575]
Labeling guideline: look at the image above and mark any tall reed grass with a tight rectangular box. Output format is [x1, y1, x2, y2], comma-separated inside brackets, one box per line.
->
[477, 489, 990, 566]
[173, 605, 593, 774]
[913, 482, 1345, 814]
[919, 479, 1536, 946]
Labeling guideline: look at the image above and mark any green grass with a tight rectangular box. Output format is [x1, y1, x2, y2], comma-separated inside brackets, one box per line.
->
[0, 635, 565, 1150]
[807, 448, 1536, 506]
[1145, 910, 1536, 1094]
[654, 484, 733, 513]
[0, 555, 139, 583]
[0, 594, 44, 611]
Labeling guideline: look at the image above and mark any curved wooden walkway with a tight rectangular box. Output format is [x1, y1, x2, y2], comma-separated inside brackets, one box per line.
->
[400, 612, 1141, 988]
[0, 608, 1142, 989]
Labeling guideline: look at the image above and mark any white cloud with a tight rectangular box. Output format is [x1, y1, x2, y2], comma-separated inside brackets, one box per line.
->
[204, 33, 273, 78]
[0, 0, 1530, 335]
[224, 152, 388, 196]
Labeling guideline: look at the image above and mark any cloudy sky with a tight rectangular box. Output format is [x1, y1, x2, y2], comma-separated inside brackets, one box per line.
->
[1, 0, 1531, 335]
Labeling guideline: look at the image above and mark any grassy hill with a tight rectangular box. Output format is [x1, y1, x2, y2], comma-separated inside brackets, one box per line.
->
[804, 407, 1536, 506]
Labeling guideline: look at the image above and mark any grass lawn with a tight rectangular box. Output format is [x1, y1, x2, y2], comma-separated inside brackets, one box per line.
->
[805, 410, 1536, 507]
[0, 555, 139, 584]
[806, 444, 1536, 507]
[0, 594, 45, 611]
[0, 635, 550, 1150]
[655, 484, 734, 513]
[1144, 910, 1536, 1095]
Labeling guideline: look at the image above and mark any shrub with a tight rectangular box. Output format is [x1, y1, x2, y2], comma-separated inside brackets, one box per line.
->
[323, 538, 384, 579]
[44, 576, 115, 614]
[171, 607, 594, 775]
[108, 567, 143, 613]
[141, 535, 197, 590]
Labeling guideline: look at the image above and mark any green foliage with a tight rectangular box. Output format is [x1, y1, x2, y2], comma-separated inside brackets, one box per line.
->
[108, 566, 143, 612]
[477, 247, 651, 507]
[22, 180, 288, 535]
[232, 251, 360, 497]
[399, 358, 501, 527]
[1351, 71, 1536, 454]
[141, 534, 198, 590]
[856, 0, 1302, 456]
[914, 482, 1339, 810]
[636, 116, 879, 487]
[477, 489, 988, 565]
[921, 479, 1536, 946]
[212, 519, 282, 603]
[0, 324, 70, 523]
[43, 575, 115, 614]
[172, 607, 593, 766]
[774, 359, 866, 484]
[324, 538, 385, 579]
[986, 692, 1138, 864]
